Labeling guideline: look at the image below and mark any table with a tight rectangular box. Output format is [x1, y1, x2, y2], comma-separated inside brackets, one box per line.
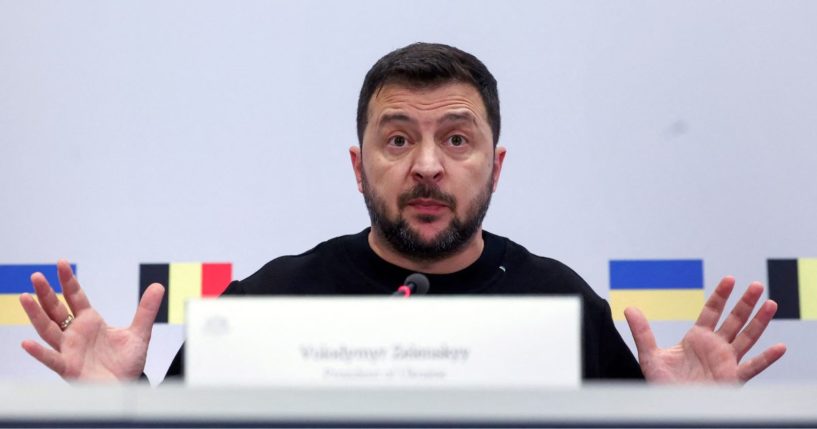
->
[1, 382, 815, 427]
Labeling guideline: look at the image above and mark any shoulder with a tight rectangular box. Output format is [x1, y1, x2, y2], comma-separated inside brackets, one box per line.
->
[489, 232, 608, 308]
[223, 231, 364, 295]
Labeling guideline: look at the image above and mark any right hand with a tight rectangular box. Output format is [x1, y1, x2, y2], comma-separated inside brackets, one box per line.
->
[19, 259, 165, 382]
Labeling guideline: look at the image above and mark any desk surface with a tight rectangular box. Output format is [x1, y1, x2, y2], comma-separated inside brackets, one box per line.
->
[1, 382, 816, 427]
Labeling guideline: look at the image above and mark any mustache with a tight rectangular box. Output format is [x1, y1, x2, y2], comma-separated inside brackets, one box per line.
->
[397, 183, 457, 210]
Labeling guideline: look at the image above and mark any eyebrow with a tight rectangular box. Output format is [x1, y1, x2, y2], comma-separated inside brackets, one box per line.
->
[437, 112, 477, 127]
[377, 112, 478, 128]
[378, 113, 416, 128]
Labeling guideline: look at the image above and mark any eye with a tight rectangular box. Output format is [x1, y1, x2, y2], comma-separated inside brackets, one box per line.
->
[389, 135, 408, 147]
[447, 135, 467, 147]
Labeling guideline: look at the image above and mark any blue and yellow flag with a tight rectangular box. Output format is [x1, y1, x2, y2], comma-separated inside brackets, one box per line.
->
[609, 260, 704, 321]
[0, 264, 75, 325]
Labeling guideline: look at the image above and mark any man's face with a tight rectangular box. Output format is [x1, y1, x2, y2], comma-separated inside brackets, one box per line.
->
[351, 82, 506, 262]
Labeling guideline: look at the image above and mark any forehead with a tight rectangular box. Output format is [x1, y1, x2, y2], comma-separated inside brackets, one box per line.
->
[368, 82, 488, 123]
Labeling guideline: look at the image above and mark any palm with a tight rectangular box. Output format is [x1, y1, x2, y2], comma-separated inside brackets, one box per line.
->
[19, 260, 164, 382]
[638, 327, 738, 382]
[625, 277, 787, 384]
[57, 311, 146, 380]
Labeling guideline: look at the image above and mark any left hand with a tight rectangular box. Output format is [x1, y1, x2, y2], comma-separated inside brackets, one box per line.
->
[625, 276, 787, 383]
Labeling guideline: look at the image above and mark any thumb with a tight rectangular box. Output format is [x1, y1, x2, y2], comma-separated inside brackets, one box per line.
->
[130, 283, 165, 339]
[624, 307, 658, 358]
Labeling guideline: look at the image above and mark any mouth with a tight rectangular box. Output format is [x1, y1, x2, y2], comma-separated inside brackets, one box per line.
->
[407, 198, 449, 215]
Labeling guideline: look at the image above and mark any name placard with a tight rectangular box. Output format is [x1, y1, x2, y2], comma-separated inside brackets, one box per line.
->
[185, 297, 580, 388]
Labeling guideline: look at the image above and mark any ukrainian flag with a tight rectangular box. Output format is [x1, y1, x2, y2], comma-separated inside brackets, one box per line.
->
[768, 258, 817, 320]
[609, 260, 705, 321]
[0, 264, 75, 325]
[139, 262, 232, 324]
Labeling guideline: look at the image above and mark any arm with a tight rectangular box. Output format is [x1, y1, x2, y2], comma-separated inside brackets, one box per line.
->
[19, 259, 164, 382]
[625, 276, 787, 383]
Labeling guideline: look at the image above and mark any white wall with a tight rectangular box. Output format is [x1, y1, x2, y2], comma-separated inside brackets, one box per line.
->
[1, 0, 815, 384]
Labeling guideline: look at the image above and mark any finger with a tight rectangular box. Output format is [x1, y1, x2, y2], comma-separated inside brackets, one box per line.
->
[624, 307, 658, 357]
[57, 259, 91, 315]
[716, 282, 764, 342]
[19, 293, 63, 350]
[694, 276, 735, 330]
[30, 272, 71, 326]
[732, 300, 778, 360]
[737, 343, 787, 383]
[130, 283, 165, 339]
[21, 339, 67, 376]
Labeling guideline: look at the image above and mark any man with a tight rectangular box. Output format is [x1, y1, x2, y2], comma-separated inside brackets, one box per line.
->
[19, 43, 786, 383]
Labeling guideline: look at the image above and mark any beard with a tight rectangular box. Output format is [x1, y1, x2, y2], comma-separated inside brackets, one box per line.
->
[361, 169, 494, 263]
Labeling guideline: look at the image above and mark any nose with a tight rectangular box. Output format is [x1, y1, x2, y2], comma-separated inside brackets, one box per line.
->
[410, 141, 444, 184]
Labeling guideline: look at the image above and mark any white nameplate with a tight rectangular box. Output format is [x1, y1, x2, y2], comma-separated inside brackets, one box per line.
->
[185, 296, 581, 388]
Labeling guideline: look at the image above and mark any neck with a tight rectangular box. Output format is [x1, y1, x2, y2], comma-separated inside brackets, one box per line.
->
[367, 227, 485, 274]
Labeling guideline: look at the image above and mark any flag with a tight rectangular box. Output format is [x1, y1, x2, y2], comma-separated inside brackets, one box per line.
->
[139, 262, 232, 324]
[768, 258, 817, 320]
[0, 264, 75, 325]
[609, 259, 704, 321]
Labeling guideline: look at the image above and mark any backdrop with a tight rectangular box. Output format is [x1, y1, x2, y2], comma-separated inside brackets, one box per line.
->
[1, 0, 815, 384]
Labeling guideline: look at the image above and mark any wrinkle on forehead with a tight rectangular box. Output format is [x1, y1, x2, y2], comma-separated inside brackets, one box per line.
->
[377, 111, 479, 129]
[371, 83, 489, 122]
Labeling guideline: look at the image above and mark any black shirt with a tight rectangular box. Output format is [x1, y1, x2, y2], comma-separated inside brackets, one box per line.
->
[165, 228, 644, 380]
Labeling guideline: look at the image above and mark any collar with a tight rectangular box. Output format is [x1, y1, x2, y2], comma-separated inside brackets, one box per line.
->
[342, 227, 507, 294]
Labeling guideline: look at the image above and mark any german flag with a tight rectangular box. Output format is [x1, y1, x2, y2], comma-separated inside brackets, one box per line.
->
[609, 259, 705, 321]
[0, 264, 75, 325]
[768, 258, 817, 320]
[139, 262, 232, 324]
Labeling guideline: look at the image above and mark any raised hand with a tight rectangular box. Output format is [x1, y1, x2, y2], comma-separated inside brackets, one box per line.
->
[19, 259, 165, 382]
[625, 276, 787, 383]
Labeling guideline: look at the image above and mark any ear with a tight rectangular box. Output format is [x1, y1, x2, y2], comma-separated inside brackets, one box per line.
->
[491, 146, 507, 192]
[349, 145, 364, 193]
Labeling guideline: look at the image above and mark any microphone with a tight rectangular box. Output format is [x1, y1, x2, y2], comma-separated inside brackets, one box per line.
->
[392, 273, 430, 297]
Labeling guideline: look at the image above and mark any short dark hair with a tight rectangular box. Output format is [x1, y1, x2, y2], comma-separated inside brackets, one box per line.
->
[356, 43, 500, 146]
